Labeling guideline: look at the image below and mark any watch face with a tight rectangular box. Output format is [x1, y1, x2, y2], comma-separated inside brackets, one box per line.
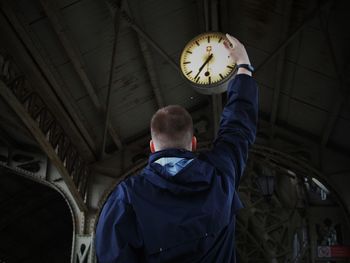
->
[180, 32, 236, 87]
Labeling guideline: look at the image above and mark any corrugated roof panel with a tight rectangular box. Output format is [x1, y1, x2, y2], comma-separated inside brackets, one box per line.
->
[61, 0, 113, 54]
[298, 27, 337, 78]
[292, 66, 338, 112]
[227, 1, 284, 53]
[82, 30, 146, 92]
[287, 98, 328, 135]
[29, 19, 69, 66]
[162, 82, 206, 109]
[256, 83, 274, 114]
[111, 98, 157, 139]
[56, 61, 91, 101]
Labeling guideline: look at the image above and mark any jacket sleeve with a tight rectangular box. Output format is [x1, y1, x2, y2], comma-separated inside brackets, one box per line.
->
[200, 74, 258, 188]
[95, 185, 144, 263]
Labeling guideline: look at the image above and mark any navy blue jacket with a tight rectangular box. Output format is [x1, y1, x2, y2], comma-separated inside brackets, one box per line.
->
[95, 74, 258, 262]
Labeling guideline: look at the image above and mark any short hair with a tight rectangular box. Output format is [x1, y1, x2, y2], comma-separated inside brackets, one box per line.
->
[151, 105, 193, 150]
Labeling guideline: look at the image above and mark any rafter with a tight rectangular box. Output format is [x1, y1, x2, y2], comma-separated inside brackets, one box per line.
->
[105, 0, 180, 74]
[1, 2, 97, 160]
[138, 37, 165, 108]
[101, 3, 123, 159]
[269, 0, 293, 139]
[38, 0, 123, 151]
[123, 0, 165, 108]
[0, 80, 87, 211]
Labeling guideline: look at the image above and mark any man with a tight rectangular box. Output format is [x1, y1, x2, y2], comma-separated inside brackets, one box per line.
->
[95, 34, 258, 262]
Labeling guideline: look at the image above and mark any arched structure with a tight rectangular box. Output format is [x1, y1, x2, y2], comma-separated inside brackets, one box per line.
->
[0, 52, 96, 262]
[236, 146, 350, 262]
[1, 0, 350, 262]
[94, 143, 350, 263]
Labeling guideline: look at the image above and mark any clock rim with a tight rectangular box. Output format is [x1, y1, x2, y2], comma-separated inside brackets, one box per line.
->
[179, 31, 237, 88]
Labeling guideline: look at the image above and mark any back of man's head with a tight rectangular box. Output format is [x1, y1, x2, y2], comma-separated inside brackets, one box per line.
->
[150, 105, 193, 151]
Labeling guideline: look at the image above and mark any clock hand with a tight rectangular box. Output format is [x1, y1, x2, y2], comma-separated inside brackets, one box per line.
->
[206, 53, 211, 72]
[194, 53, 213, 79]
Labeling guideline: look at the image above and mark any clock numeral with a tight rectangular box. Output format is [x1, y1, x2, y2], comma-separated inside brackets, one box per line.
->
[195, 76, 200, 83]
[195, 41, 200, 46]
[208, 76, 211, 84]
[218, 37, 223, 43]
[207, 36, 210, 43]
[183, 61, 191, 64]
[186, 51, 193, 54]
[226, 65, 234, 70]
[186, 71, 192, 76]
[219, 73, 224, 80]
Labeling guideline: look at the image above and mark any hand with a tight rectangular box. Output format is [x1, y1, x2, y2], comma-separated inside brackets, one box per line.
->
[195, 53, 213, 79]
[224, 34, 250, 65]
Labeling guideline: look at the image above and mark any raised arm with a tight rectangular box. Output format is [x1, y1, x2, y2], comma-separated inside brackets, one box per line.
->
[200, 34, 258, 188]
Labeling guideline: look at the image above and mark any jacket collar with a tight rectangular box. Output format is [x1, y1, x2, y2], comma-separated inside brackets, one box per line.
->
[148, 148, 196, 164]
[143, 148, 212, 194]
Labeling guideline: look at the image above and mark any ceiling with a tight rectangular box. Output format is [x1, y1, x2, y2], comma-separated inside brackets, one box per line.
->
[0, 0, 350, 261]
[0, 0, 349, 153]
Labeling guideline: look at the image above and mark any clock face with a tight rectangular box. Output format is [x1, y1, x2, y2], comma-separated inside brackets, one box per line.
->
[180, 32, 236, 87]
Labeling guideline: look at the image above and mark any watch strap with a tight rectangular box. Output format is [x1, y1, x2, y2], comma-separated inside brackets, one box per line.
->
[236, 64, 254, 72]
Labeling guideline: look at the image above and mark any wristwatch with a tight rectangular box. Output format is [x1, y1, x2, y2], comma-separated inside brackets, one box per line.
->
[236, 64, 254, 73]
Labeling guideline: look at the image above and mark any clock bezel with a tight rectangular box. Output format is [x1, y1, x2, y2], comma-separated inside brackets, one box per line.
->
[180, 31, 237, 90]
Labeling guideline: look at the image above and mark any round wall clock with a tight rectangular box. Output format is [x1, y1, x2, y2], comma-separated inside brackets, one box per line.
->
[180, 32, 237, 94]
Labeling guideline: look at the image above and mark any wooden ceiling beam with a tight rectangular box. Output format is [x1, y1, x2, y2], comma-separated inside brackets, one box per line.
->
[39, 0, 123, 151]
[100, 2, 123, 159]
[105, 0, 180, 73]
[124, 0, 165, 108]
[137, 37, 165, 108]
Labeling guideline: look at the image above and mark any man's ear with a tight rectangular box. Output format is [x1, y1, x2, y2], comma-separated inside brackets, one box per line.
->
[191, 136, 197, 151]
[150, 140, 156, 153]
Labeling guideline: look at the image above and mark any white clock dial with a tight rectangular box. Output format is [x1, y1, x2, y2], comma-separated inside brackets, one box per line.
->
[180, 32, 236, 86]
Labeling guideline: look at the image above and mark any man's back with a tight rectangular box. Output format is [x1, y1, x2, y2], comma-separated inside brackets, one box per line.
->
[111, 149, 241, 262]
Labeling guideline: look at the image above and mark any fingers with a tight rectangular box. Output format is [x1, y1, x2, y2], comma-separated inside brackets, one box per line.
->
[223, 40, 231, 50]
[225, 33, 239, 49]
[224, 34, 250, 65]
